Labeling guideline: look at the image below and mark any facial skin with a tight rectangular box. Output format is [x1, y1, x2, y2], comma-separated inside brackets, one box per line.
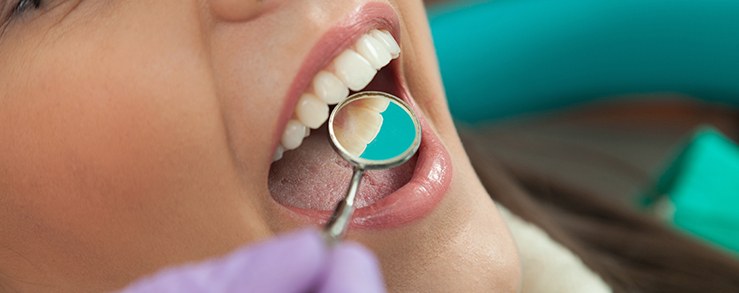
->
[0, 1, 520, 292]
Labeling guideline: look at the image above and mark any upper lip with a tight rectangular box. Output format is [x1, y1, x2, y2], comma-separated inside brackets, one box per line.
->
[271, 2, 401, 152]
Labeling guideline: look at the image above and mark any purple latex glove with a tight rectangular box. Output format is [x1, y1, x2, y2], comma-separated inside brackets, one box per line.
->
[122, 229, 386, 293]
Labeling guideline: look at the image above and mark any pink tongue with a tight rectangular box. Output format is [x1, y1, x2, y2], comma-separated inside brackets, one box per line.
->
[268, 124, 415, 211]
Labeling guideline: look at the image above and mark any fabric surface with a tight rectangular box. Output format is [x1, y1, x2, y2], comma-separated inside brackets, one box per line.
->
[498, 207, 612, 293]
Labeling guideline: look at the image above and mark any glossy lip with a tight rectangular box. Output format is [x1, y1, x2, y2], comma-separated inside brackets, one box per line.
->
[270, 2, 453, 229]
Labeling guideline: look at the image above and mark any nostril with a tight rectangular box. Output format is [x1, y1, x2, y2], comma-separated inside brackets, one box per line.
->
[210, 0, 266, 22]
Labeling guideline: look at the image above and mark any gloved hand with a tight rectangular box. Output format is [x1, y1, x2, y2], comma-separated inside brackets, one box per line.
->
[121, 229, 386, 293]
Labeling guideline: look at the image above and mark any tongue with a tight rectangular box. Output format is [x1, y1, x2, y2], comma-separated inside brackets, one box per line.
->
[269, 124, 415, 211]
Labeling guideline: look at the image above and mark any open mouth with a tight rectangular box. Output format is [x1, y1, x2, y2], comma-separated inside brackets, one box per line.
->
[268, 3, 451, 228]
[270, 44, 410, 208]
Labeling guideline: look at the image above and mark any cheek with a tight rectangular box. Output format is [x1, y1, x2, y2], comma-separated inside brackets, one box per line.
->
[0, 36, 220, 197]
[0, 19, 262, 254]
[0, 2, 278, 286]
[0, 23, 277, 284]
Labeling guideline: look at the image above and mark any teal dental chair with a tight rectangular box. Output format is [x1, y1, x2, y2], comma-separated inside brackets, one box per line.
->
[428, 0, 739, 255]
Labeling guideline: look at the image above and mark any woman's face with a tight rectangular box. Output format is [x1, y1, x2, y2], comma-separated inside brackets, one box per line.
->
[0, 1, 520, 291]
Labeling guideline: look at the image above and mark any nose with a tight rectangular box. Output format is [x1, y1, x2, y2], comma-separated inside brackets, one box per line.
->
[210, 0, 280, 22]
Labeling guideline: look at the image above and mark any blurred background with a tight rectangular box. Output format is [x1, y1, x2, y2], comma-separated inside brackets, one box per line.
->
[424, 0, 739, 257]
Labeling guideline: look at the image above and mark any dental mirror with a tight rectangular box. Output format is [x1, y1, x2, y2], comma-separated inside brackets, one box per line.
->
[324, 91, 421, 242]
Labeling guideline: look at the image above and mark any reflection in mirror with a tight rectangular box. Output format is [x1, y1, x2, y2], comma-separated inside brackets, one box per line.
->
[330, 92, 420, 166]
[323, 91, 422, 242]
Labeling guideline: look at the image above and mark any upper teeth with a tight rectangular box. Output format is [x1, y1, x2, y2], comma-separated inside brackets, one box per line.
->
[333, 97, 391, 157]
[273, 29, 401, 162]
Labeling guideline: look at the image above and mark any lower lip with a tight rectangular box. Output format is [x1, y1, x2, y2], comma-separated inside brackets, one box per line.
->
[281, 88, 453, 229]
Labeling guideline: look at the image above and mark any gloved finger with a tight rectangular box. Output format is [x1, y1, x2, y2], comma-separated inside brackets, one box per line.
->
[317, 242, 387, 293]
[122, 229, 328, 293]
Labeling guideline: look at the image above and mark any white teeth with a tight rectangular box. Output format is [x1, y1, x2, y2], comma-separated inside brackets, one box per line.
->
[295, 93, 329, 129]
[334, 98, 389, 157]
[371, 30, 400, 58]
[281, 119, 307, 150]
[355, 34, 392, 70]
[272, 145, 285, 162]
[333, 50, 377, 91]
[356, 97, 391, 112]
[312, 71, 348, 105]
[273, 30, 400, 162]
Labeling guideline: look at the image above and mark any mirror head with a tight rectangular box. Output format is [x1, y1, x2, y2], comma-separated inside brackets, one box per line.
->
[328, 91, 421, 170]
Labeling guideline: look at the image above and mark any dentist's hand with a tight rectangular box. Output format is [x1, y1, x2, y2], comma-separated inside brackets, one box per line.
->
[121, 229, 386, 293]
